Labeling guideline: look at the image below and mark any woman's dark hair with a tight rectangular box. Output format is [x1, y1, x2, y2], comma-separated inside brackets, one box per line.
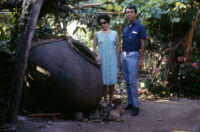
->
[97, 13, 110, 25]
[125, 5, 137, 14]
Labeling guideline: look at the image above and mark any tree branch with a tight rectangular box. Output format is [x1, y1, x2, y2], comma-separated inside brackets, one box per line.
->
[184, 9, 199, 62]
[70, 1, 112, 10]
[10, 0, 44, 123]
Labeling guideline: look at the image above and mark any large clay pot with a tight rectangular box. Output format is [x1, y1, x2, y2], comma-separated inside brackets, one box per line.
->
[25, 38, 103, 112]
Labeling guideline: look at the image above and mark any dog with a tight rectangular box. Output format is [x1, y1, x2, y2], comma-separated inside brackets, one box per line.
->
[108, 98, 124, 122]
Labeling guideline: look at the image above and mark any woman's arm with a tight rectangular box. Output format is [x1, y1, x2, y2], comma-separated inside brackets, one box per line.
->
[116, 32, 121, 68]
[93, 33, 101, 62]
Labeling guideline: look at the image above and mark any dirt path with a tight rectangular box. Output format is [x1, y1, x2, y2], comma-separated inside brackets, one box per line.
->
[16, 98, 200, 132]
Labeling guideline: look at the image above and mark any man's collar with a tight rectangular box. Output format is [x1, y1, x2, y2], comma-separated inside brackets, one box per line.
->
[127, 20, 138, 27]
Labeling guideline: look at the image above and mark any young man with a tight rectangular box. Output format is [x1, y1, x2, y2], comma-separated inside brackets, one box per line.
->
[122, 5, 146, 116]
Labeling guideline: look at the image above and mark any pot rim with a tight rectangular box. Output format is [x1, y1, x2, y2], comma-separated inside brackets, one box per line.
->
[31, 37, 101, 67]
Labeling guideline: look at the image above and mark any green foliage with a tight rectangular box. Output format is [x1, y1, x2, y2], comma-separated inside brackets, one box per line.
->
[145, 79, 171, 97]
[0, 10, 21, 51]
[178, 61, 200, 98]
[135, 0, 200, 98]
[0, 13, 10, 50]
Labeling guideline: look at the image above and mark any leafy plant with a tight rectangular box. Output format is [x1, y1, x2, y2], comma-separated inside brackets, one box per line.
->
[145, 79, 171, 97]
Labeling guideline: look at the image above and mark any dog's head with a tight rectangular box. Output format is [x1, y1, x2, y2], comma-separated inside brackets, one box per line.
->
[112, 98, 122, 107]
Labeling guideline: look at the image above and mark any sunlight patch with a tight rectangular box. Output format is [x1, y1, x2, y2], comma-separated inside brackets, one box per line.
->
[36, 66, 50, 77]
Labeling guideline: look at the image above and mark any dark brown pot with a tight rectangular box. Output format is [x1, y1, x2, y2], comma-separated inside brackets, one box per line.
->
[25, 38, 103, 112]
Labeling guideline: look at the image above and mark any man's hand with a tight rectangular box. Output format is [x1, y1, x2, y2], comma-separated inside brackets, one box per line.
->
[138, 58, 144, 69]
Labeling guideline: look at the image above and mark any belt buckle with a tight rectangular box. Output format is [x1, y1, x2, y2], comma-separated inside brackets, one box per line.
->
[123, 51, 130, 56]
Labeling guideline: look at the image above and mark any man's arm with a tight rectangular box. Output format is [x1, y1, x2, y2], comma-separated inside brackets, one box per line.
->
[138, 38, 145, 69]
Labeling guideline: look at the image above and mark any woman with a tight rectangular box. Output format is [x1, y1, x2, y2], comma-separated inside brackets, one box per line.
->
[93, 13, 120, 105]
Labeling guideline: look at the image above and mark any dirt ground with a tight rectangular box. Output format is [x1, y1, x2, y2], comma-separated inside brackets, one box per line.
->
[15, 98, 200, 132]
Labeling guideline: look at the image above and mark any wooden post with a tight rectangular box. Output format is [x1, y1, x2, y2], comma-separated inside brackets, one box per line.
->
[10, 0, 44, 123]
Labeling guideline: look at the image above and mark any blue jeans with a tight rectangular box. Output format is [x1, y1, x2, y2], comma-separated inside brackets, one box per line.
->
[121, 51, 140, 107]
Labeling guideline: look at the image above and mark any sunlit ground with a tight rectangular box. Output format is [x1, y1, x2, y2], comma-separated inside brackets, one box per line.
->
[173, 130, 192, 132]
[154, 99, 179, 103]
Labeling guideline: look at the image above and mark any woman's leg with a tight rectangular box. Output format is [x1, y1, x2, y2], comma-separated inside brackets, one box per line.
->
[109, 84, 115, 104]
[103, 85, 108, 103]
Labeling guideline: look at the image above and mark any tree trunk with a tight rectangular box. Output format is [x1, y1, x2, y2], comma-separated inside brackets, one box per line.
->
[184, 10, 199, 62]
[10, 0, 44, 123]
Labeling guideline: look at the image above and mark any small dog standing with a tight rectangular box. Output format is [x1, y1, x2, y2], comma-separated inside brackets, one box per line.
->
[108, 98, 124, 122]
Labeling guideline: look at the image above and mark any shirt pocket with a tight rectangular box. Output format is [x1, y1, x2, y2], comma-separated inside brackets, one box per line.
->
[130, 30, 139, 40]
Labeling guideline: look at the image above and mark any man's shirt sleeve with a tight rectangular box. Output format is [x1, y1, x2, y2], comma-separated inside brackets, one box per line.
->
[139, 25, 146, 39]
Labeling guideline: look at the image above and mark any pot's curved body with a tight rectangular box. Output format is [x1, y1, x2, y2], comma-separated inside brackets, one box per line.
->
[25, 39, 103, 112]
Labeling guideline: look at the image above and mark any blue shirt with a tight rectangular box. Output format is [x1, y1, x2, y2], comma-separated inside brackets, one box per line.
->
[122, 20, 146, 51]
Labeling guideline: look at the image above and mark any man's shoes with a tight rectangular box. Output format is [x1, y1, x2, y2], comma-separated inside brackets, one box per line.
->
[131, 107, 139, 116]
[123, 104, 132, 110]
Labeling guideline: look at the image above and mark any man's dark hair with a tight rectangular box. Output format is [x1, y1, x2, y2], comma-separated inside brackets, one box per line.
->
[97, 13, 110, 25]
[125, 5, 137, 14]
